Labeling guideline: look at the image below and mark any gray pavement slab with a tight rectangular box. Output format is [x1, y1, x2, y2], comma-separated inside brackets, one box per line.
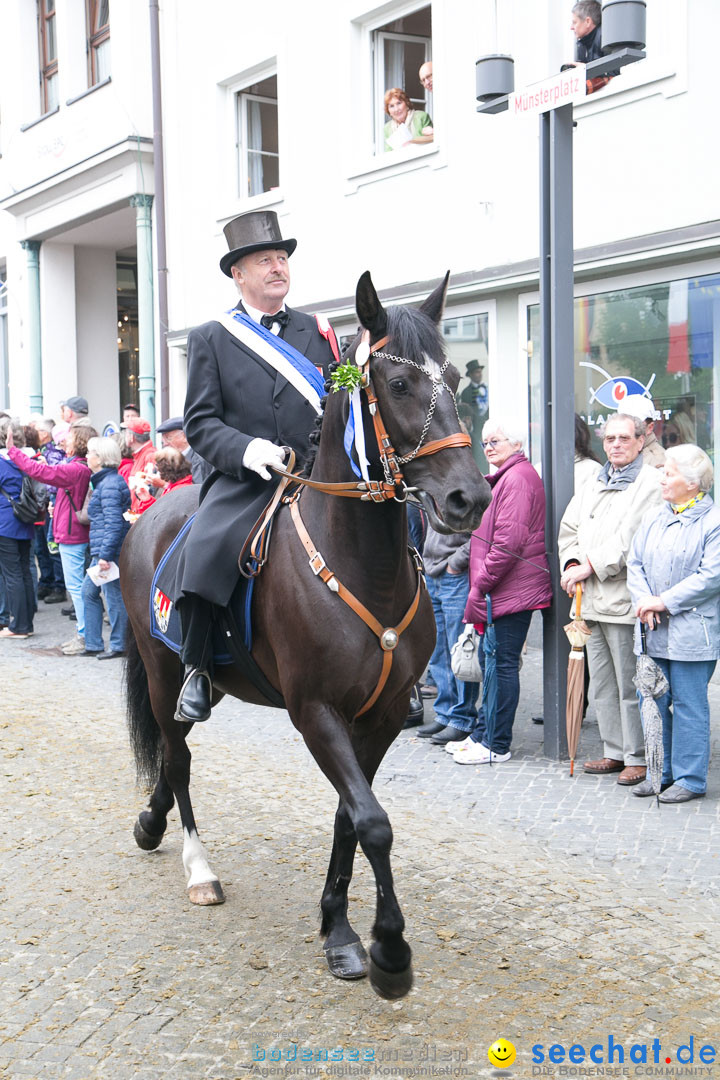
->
[1, 601, 719, 1079]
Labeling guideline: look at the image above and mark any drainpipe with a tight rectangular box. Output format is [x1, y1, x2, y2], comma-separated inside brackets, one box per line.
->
[20, 240, 43, 412]
[130, 193, 156, 430]
[149, 0, 169, 422]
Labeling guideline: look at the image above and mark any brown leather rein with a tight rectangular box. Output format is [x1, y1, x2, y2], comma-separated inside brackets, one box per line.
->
[241, 334, 472, 718]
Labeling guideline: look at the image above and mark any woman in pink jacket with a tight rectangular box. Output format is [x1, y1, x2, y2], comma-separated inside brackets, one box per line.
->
[7, 421, 98, 655]
[452, 420, 552, 765]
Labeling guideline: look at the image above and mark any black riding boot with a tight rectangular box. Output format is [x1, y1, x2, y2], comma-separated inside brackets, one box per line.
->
[403, 683, 425, 729]
[176, 594, 214, 723]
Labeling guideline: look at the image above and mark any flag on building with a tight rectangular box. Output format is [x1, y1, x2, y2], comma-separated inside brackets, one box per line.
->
[666, 280, 690, 373]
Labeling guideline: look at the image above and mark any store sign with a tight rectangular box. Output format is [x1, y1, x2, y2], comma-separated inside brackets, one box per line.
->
[580, 362, 655, 410]
[579, 362, 673, 428]
[510, 66, 587, 117]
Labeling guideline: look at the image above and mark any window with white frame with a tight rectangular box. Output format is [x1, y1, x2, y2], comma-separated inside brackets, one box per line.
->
[236, 74, 279, 199]
[38, 0, 58, 113]
[373, 5, 432, 155]
[86, 0, 110, 86]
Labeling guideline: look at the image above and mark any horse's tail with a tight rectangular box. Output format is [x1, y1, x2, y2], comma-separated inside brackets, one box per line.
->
[125, 622, 163, 789]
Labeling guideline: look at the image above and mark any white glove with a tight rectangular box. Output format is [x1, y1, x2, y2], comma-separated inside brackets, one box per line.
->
[242, 438, 287, 481]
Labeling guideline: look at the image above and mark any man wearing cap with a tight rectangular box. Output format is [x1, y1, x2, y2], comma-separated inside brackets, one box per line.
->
[155, 417, 213, 484]
[175, 209, 338, 723]
[121, 417, 157, 515]
[619, 395, 666, 469]
[60, 396, 90, 425]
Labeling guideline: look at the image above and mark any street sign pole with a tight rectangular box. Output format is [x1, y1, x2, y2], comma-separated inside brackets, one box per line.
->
[540, 104, 575, 758]
[477, 44, 646, 757]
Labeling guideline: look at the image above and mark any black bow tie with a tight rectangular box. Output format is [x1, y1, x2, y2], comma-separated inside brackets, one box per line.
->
[260, 311, 289, 331]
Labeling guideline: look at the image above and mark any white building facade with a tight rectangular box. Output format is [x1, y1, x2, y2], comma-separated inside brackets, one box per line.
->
[0, 0, 154, 429]
[1, 0, 718, 475]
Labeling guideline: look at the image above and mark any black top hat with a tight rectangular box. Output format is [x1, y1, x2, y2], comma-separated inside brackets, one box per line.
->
[220, 210, 297, 277]
[466, 359, 484, 374]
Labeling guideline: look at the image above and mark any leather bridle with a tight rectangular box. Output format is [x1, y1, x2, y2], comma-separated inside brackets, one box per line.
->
[267, 332, 471, 502]
[244, 333, 472, 718]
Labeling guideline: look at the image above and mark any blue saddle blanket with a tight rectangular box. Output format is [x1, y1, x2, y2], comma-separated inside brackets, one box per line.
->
[149, 513, 253, 665]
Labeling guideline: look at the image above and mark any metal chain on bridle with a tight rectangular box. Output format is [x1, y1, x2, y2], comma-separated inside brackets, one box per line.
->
[370, 350, 461, 467]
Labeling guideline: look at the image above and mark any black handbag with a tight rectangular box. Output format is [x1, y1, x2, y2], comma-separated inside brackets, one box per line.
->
[0, 476, 48, 525]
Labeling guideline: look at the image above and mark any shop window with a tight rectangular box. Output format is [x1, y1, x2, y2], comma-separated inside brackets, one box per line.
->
[443, 312, 489, 471]
[86, 0, 110, 86]
[38, 0, 58, 113]
[527, 273, 720, 488]
[236, 74, 279, 199]
[373, 6, 432, 155]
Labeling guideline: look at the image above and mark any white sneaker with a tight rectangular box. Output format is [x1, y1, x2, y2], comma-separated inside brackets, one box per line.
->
[61, 635, 86, 656]
[454, 742, 511, 765]
[445, 736, 473, 755]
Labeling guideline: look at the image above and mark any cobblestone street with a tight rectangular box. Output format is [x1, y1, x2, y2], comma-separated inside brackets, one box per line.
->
[1, 604, 719, 1079]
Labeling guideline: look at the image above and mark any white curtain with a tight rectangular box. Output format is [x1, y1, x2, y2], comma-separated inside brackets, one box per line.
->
[247, 99, 264, 196]
[384, 40, 405, 94]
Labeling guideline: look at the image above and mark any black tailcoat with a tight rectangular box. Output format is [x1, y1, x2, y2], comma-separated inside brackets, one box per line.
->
[178, 307, 334, 606]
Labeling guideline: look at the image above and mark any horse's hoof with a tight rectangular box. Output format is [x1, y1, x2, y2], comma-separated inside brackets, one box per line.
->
[369, 957, 413, 1000]
[133, 819, 164, 851]
[188, 880, 225, 905]
[324, 941, 369, 980]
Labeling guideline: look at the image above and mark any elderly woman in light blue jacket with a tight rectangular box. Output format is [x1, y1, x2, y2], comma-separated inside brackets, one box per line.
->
[627, 444, 720, 803]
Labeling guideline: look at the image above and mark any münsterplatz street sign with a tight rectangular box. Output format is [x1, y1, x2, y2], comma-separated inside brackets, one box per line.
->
[509, 65, 587, 117]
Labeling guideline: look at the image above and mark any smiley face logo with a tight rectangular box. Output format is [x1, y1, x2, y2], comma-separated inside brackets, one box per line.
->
[488, 1039, 516, 1068]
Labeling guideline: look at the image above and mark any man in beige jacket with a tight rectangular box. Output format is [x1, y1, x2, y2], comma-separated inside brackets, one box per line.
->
[621, 394, 666, 468]
[558, 413, 663, 785]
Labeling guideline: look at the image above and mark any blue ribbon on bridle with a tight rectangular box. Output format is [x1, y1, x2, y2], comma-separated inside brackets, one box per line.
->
[342, 389, 371, 480]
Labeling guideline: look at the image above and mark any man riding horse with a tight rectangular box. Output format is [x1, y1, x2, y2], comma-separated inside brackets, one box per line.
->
[175, 210, 338, 723]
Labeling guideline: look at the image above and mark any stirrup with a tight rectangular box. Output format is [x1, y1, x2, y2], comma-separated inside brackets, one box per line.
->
[175, 667, 212, 723]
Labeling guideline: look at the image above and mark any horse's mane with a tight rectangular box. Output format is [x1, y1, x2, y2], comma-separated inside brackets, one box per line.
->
[300, 304, 445, 478]
[385, 304, 445, 366]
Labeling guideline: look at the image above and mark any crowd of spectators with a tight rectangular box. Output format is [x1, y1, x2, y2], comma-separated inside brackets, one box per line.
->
[414, 395, 719, 805]
[1, 379, 717, 805]
[0, 400, 206, 659]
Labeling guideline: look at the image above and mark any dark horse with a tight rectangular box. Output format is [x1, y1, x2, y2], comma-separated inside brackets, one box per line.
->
[121, 271, 491, 999]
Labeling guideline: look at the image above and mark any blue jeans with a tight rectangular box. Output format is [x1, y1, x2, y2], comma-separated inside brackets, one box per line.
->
[59, 542, 88, 637]
[81, 558, 128, 653]
[426, 571, 479, 732]
[652, 657, 716, 794]
[470, 609, 533, 754]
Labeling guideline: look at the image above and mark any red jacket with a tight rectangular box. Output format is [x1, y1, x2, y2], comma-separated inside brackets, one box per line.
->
[134, 472, 194, 515]
[464, 452, 552, 624]
[118, 457, 134, 482]
[162, 475, 193, 495]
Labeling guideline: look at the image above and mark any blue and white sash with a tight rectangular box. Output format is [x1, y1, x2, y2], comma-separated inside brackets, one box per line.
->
[217, 309, 324, 415]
